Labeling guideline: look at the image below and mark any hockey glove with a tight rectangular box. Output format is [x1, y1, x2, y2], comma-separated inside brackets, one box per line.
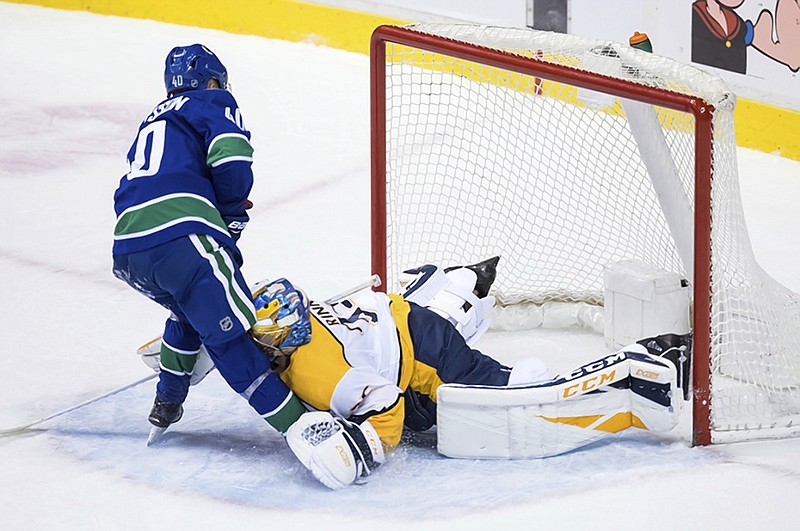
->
[223, 212, 249, 242]
[224, 200, 252, 242]
[403, 388, 437, 432]
[286, 411, 385, 490]
[136, 337, 216, 387]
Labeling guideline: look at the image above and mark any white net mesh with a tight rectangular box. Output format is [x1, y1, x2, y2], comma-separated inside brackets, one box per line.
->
[376, 24, 800, 442]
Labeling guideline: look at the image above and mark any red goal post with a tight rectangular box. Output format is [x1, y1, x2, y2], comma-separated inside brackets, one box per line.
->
[370, 24, 800, 446]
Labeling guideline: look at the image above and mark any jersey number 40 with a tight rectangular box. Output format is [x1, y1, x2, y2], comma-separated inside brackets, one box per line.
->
[127, 121, 166, 180]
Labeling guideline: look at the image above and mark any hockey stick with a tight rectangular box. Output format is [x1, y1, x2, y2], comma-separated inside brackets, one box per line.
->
[0, 373, 157, 437]
[324, 274, 382, 305]
[3, 275, 383, 438]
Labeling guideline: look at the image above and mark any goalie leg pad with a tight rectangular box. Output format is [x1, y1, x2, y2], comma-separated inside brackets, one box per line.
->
[637, 332, 692, 400]
[137, 336, 162, 373]
[190, 346, 216, 386]
[286, 412, 385, 490]
[436, 346, 680, 459]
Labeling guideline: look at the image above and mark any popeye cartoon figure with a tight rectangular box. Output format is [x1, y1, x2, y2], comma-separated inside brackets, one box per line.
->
[692, 0, 799, 74]
[692, 1, 751, 73]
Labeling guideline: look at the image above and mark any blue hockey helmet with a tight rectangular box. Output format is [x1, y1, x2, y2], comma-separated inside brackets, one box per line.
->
[164, 44, 228, 95]
[251, 278, 312, 352]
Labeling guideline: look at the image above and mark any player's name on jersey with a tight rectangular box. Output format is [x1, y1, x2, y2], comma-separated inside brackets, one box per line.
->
[146, 96, 190, 123]
[310, 301, 340, 327]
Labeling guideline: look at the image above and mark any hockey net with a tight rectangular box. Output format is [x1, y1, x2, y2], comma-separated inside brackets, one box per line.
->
[370, 24, 800, 445]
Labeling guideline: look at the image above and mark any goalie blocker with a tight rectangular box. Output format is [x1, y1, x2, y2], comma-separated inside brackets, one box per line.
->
[437, 343, 681, 459]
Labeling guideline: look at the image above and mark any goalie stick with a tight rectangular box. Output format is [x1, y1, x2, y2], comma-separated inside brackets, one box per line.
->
[0, 278, 384, 441]
[324, 274, 382, 304]
[0, 373, 157, 437]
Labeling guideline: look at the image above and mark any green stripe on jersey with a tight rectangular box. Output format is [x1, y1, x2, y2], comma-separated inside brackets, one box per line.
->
[195, 234, 257, 327]
[207, 135, 253, 167]
[263, 393, 306, 433]
[159, 343, 198, 375]
[114, 195, 227, 239]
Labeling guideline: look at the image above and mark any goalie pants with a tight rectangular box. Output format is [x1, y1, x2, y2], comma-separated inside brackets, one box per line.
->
[403, 302, 512, 430]
[112, 234, 297, 425]
[408, 302, 512, 387]
[403, 302, 511, 431]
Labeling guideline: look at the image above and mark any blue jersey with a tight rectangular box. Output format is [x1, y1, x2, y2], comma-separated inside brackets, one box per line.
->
[113, 89, 254, 255]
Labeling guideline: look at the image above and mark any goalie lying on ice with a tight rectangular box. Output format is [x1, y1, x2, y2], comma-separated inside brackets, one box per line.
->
[245, 257, 691, 490]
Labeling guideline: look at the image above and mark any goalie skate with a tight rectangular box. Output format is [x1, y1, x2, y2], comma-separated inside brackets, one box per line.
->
[399, 256, 499, 346]
[445, 255, 500, 298]
[436, 345, 681, 458]
[637, 332, 692, 400]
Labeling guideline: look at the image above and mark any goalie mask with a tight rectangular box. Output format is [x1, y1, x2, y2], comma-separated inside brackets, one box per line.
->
[250, 278, 312, 360]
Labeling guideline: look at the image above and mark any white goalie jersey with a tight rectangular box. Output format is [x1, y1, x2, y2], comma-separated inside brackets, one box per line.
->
[279, 291, 415, 447]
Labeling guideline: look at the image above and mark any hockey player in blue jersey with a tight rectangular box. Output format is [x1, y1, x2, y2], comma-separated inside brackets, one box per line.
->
[112, 44, 305, 440]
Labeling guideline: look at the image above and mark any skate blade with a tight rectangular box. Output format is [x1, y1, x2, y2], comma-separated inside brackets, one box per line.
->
[146, 425, 168, 446]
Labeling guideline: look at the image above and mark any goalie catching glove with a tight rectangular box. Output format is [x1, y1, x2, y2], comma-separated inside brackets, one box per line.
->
[286, 411, 385, 490]
[136, 336, 216, 386]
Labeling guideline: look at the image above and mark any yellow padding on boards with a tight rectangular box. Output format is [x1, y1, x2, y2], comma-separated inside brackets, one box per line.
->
[735, 100, 800, 161]
[8, 0, 407, 54]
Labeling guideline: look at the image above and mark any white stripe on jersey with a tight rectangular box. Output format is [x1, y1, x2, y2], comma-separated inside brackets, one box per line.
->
[161, 338, 200, 356]
[210, 155, 253, 167]
[189, 234, 255, 330]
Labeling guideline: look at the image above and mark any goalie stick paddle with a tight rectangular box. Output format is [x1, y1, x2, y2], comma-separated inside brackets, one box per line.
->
[0, 373, 157, 437]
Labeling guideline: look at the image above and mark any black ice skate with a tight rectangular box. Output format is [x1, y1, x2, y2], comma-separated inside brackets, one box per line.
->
[146, 397, 183, 446]
[637, 333, 692, 400]
[446, 256, 500, 298]
[148, 396, 183, 427]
